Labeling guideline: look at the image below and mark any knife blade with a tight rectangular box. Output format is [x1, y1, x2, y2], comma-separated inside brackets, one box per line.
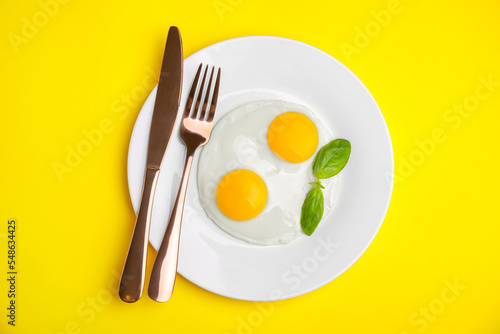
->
[147, 27, 183, 169]
[119, 26, 183, 303]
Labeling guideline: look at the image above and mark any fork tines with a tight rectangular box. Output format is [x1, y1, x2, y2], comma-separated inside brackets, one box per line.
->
[184, 64, 221, 121]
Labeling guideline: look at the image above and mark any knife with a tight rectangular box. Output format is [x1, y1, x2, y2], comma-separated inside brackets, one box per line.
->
[119, 26, 183, 303]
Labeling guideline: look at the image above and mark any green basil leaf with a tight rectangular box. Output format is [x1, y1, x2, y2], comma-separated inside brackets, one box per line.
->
[312, 139, 351, 179]
[300, 185, 325, 236]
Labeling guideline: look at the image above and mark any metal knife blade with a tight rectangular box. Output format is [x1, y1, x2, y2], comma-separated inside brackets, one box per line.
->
[147, 26, 183, 169]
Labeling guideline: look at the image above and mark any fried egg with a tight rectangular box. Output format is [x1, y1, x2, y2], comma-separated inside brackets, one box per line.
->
[197, 100, 336, 245]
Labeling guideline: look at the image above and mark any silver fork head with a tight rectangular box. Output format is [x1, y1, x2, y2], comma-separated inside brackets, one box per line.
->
[180, 64, 221, 147]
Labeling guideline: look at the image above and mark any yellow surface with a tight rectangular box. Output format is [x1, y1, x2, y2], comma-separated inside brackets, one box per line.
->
[1, 0, 499, 333]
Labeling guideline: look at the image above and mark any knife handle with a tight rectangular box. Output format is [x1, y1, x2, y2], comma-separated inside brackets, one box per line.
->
[148, 149, 195, 302]
[119, 167, 160, 302]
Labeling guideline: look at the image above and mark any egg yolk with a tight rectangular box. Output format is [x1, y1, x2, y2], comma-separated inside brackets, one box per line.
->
[267, 112, 319, 163]
[216, 170, 267, 221]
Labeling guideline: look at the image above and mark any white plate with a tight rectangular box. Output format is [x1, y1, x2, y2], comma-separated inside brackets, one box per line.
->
[127, 36, 394, 301]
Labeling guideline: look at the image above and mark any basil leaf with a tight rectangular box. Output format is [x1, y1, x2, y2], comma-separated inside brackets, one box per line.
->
[300, 185, 325, 236]
[312, 139, 351, 179]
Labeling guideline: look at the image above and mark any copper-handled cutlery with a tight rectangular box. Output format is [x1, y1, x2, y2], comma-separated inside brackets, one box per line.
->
[119, 26, 183, 303]
[148, 64, 221, 302]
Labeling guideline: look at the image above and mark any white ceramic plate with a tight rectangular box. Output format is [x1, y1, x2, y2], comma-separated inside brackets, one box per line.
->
[127, 36, 394, 301]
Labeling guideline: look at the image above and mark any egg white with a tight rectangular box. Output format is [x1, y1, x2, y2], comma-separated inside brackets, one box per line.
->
[197, 100, 336, 245]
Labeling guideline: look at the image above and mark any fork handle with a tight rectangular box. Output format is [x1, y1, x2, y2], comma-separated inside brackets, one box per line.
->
[119, 167, 160, 302]
[148, 148, 195, 302]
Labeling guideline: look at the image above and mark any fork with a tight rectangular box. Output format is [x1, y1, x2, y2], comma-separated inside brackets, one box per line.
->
[148, 64, 221, 302]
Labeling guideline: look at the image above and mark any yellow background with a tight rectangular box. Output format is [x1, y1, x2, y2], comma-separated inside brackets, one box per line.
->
[1, 0, 499, 333]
